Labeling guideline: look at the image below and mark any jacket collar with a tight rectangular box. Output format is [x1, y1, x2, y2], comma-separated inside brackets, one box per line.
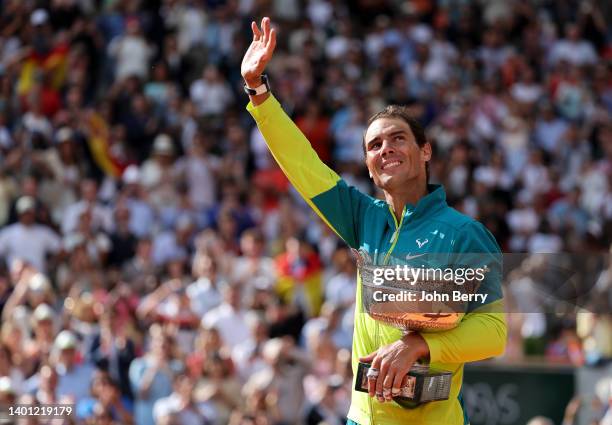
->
[386, 184, 447, 227]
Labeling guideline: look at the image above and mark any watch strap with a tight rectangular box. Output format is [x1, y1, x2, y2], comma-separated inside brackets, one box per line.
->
[244, 74, 270, 96]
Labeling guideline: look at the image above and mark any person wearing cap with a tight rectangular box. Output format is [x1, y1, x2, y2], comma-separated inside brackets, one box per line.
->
[53, 330, 95, 404]
[140, 133, 180, 209]
[242, 18, 505, 425]
[22, 330, 95, 404]
[0, 196, 61, 273]
[119, 165, 156, 239]
[25, 330, 94, 402]
[27, 303, 56, 356]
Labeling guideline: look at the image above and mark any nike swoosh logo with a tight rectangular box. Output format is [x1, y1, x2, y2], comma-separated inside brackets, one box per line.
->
[405, 254, 425, 260]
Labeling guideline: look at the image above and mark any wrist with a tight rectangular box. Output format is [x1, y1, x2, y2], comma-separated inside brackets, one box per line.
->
[402, 332, 430, 359]
[244, 74, 270, 96]
[244, 76, 262, 88]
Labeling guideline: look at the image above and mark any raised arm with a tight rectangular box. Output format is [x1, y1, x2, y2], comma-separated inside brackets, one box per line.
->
[241, 17, 276, 106]
[241, 18, 374, 248]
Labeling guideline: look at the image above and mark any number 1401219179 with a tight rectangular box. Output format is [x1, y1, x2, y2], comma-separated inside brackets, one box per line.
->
[3, 404, 74, 419]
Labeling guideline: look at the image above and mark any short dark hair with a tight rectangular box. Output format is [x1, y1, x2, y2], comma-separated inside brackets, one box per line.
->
[362, 105, 430, 182]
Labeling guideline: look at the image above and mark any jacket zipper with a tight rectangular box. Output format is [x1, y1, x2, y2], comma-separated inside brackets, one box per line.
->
[383, 205, 406, 265]
[370, 205, 406, 424]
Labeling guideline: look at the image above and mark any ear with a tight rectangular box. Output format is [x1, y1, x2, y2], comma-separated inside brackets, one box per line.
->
[421, 142, 432, 162]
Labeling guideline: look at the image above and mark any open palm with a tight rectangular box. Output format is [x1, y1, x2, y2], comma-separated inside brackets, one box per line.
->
[241, 17, 277, 86]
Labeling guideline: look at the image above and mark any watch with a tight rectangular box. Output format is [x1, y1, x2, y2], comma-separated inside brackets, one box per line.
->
[243, 74, 270, 96]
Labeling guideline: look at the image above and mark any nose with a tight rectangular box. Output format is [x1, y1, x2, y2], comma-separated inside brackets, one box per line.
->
[380, 139, 395, 157]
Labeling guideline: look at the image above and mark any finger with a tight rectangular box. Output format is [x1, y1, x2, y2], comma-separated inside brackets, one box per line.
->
[375, 360, 390, 403]
[367, 370, 377, 398]
[366, 354, 381, 398]
[251, 21, 261, 41]
[262, 16, 270, 45]
[382, 371, 395, 401]
[359, 351, 377, 363]
[359, 350, 380, 362]
[392, 370, 406, 398]
[265, 27, 277, 57]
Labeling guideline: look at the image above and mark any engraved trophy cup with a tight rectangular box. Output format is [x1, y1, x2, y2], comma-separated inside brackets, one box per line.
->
[353, 249, 485, 408]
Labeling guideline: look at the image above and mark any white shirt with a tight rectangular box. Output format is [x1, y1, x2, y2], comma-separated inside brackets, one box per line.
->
[511, 82, 542, 104]
[325, 272, 355, 307]
[549, 39, 598, 66]
[24, 362, 95, 404]
[186, 277, 222, 317]
[202, 304, 250, 349]
[506, 207, 539, 234]
[152, 231, 187, 266]
[174, 155, 218, 209]
[61, 200, 113, 235]
[232, 339, 267, 381]
[108, 35, 153, 80]
[0, 223, 61, 272]
[189, 79, 233, 116]
[56, 362, 95, 404]
[153, 393, 216, 425]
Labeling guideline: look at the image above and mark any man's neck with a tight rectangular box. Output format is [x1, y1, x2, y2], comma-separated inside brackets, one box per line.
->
[384, 183, 428, 222]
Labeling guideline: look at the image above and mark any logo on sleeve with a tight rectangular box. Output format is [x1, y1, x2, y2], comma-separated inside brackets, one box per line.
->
[416, 238, 429, 248]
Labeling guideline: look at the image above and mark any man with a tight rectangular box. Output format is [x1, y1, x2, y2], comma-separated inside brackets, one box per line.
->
[0, 196, 61, 273]
[242, 18, 506, 425]
[23, 331, 95, 405]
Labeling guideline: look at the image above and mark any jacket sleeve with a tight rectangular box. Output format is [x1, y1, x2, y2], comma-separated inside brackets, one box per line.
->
[247, 95, 372, 249]
[421, 221, 507, 364]
[421, 300, 507, 364]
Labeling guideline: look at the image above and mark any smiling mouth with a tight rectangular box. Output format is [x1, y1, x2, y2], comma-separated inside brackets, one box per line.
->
[381, 160, 402, 170]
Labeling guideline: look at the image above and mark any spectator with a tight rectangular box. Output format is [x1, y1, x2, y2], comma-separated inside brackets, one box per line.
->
[24, 330, 95, 404]
[129, 329, 181, 425]
[244, 338, 310, 425]
[0, 196, 61, 272]
[186, 252, 223, 317]
[153, 374, 215, 425]
[189, 65, 233, 118]
[61, 179, 112, 235]
[202, 284, 250, 350]
[549, 23, 598, 67]
[77, 370, 134, 424]
[108, 18, 154, 82]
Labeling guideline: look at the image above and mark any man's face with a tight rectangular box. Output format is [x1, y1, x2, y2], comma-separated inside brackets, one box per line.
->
[364, 118, 431, 191]
[19, 210, 36, 226]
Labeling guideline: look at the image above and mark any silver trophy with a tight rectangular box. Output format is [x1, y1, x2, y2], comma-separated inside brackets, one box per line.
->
[353, 249, 485, 407]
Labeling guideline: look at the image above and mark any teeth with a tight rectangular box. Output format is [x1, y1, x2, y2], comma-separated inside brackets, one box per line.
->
[382, 161, 401, 170]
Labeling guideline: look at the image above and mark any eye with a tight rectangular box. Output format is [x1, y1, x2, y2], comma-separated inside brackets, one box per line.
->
[369, 141, 381, 150]
[394, 135, 405, 141]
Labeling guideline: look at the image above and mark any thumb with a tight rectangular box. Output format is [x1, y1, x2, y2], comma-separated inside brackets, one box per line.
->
[359, 350, 377, 363]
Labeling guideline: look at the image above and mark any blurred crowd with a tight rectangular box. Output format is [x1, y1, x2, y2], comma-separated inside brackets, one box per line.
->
[0, 0, 610, 424]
